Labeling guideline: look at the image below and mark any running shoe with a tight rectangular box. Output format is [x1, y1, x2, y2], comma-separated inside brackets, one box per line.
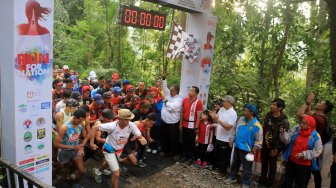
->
[201, 161, 208, 168]
[146, 148, 152, 153]
[195, 159, 202, 166]
[93, 168, 102, 183]
[102, 169, 111, 176]
[224, 177, 237, 185]
[137, 160, 147, 168]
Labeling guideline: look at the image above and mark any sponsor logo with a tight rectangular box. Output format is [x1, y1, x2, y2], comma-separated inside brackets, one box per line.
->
[41, 102, 50, 109]
[19, 158, 34, 165]
[36, 154, 49, 160]
[37, 142, 45, 150]
[36, 167, 49, 174]
[36, 158, 49, 165]
[18, 104, 27, 113]
[26, 90, 42, 99]
[24, 167, 35, 173]
[24, 144, 33, 153]
[16, 51, 52, 83]
[36, 117, 45, 127]
[36, 163, 49, 170]
[23, 119, 33, 129]
[37, 128, 45, 139]
[19, 162, 34, 170]
[24, 131, 32, 142]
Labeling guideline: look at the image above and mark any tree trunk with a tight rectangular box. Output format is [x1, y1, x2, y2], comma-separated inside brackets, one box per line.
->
[306, 0, 327, 88]
[257, 0, 273, 107]
[104, 0, 113, 67]
[273, 0, 291, 98]
[327, 0, 336, 86]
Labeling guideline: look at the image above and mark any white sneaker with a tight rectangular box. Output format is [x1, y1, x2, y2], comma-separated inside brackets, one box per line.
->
[93, 168, 102, 183]
[102, 169, 111, 176]
[146, 149, 152, 153]
[67, 173, 76, 181]
[152, 150, 158, 154]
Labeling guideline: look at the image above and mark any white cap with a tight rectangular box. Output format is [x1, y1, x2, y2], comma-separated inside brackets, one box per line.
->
[88, 71, 97, 81]
[63, 65, 69, 70]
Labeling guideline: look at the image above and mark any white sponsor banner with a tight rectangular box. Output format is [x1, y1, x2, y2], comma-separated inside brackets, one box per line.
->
[14, 0, 54, 185]
[179, 13, 217, 109]
[158, 0, 213, 13]
[198, 14, 217, 109]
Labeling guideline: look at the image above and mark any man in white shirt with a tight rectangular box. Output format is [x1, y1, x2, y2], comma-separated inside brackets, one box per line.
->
[90, 109, 147, 188]
[160, 72, 183, 158]
[210, 95, 237, 176]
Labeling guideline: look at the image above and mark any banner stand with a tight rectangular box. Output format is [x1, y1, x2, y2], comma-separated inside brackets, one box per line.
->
[0, 0, 54, 186]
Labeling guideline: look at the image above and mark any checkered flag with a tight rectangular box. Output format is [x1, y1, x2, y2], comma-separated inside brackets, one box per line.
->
[166, 22, 200, 63]
[166, 22, 184, 59]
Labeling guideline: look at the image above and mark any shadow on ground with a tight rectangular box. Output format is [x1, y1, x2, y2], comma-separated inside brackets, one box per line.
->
[52, 152, 175, 188]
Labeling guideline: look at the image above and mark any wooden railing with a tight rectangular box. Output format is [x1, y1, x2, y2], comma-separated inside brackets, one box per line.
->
[0, 158, 54, 188]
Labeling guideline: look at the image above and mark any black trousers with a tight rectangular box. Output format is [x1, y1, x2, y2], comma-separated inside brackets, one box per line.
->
[305, 156, 321, 188]
[230, 147, 253, 185]
[215, 140, 232, 174]
[136, 142, 146, 160]
[285, 160, 311, 188]
[330, 163, 336, 188]
[160, 121, 180, 155]
[149, 126, 161, 150]
[182, 127, 196, 159]
[195, 143, 209, 162]
[260, 147, 278, 184]
[305, 170, 322, 188]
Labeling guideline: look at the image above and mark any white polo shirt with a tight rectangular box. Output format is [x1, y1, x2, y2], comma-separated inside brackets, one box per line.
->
[215, 107, 237, 142]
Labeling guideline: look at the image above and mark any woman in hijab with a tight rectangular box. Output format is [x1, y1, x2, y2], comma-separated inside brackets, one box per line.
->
[280, 115, 323, 188]
[70, 75, 79, 92]
[147, 86, 163, 154]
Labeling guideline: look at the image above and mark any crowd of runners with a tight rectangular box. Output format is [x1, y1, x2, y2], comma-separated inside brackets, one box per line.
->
[51, 64, 336, 188]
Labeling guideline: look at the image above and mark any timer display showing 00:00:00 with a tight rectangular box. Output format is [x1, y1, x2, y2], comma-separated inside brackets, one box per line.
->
[121, 7, 166, 30]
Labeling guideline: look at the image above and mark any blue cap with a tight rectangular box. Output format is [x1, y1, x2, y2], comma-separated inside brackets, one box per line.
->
[122, 79, 130, 85]
[113, 86, 122, 93]
[93, 94, 104, 104]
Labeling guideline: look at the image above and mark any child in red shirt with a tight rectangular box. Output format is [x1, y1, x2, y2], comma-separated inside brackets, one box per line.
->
[195, 110, 214, 167]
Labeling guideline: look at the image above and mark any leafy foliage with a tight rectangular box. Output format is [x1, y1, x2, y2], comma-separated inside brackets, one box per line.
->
[54, 0, 335, 126]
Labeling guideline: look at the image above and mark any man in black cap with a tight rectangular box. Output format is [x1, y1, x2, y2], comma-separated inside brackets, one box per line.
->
[70, 91, 81, 103]
[102, 92, 113, 111]
[97, 79, 113, 96]
[55, 99, 79, 131]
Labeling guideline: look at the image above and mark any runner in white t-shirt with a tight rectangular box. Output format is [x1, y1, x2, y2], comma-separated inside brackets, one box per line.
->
[89, 109, 147, 188]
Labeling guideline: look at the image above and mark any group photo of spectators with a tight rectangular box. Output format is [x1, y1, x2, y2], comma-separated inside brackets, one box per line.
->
[52, 64, 335, 188]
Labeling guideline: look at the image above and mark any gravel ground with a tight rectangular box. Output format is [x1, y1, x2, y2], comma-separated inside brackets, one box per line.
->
[127, 142, 334, 188]
[127, 162, 249, 188]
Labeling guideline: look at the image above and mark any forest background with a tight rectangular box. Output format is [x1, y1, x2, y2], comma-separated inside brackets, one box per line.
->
[54, 0, 336, 127]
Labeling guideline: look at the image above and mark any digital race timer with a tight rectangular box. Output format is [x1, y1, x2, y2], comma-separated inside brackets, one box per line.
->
[120, 5, 166, 31]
